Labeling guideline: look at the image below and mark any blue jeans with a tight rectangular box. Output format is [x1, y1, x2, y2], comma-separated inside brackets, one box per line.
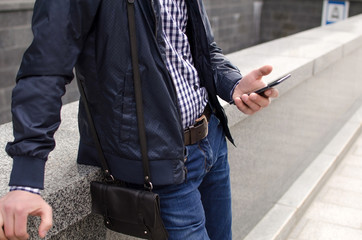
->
[154, 114, 232, 240]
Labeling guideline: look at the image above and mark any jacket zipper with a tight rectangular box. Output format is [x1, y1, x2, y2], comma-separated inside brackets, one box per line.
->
[150, 0, 158, 38]
[151, 0, 187, 174]
[150, 0, 183, 130]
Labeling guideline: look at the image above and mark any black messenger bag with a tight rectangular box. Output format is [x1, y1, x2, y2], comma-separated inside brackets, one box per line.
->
[90, 182, 167, 239]
[77, 1, 168, 239]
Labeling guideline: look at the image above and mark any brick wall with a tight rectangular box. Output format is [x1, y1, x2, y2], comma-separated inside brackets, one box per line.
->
[0, 1, 79, 124]
[260, 0, 362, 43]
[350, 0, 362, 16]
[204, 0, 260, 53]
[0, 2, 33, 124]
[260, 0, 324, 43]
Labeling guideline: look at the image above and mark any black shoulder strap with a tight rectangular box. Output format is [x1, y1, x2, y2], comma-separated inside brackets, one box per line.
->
[77, 0, 152, 189]
[77, 76, 113, 181]
[127, 0, 152, 189]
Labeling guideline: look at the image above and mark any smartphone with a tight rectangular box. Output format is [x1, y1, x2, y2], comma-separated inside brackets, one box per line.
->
[252, 73, 291, 97]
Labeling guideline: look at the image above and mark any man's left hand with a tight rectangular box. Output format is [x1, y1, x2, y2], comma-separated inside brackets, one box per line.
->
[232, 65, 279, 115]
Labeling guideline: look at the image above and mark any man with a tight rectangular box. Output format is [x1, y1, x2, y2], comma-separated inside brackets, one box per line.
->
[0, 0, 278, 239]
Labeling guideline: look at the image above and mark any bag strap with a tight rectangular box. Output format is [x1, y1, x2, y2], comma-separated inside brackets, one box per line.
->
[77, 77, 114, 181]
[127, 0, 153, 189]
[77, 0, 153, 190]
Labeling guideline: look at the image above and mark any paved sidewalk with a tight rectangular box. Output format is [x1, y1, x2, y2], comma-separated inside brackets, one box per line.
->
[287, 131, 362, 240]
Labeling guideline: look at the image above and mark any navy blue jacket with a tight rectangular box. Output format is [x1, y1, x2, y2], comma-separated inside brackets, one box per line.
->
[6, 0, 242, 189]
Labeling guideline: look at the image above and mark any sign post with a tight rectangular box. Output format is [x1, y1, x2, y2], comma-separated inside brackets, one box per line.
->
[322, 0, 350, 25]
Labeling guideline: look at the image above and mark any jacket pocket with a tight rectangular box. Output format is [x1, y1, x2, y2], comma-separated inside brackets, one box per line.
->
[118, 73, 138, 156]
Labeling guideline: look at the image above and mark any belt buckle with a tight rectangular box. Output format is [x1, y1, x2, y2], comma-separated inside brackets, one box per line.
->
[184, 114, 208, 146]
[194, 114, 207, 126]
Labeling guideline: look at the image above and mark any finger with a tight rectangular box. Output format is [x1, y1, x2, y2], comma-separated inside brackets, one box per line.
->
[242, 94, 262, 112]
[249, 93, 271, 108]
[2, 207, 14, 240]
[258, 65, 273, 76]
[249, 65, 273, 80]
[0, 216, 7, 240]
[14, 212, 29, 240]
[264, 88, 279, 98]
[234, 97, 254, 115]
[0, 230, 6, 240]
[35, 204, 52, 238]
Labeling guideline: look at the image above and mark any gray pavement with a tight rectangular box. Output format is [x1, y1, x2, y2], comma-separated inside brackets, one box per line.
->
[287, 130, 362, 240]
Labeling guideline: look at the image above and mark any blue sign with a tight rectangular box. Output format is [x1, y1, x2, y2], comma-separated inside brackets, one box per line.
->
[322, 0, 349, 25]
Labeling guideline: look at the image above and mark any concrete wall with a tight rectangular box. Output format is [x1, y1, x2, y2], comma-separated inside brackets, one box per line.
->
[1, 13, 361, 239]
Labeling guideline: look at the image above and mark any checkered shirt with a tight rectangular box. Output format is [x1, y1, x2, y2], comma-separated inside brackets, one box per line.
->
[160, 0, 208, 129]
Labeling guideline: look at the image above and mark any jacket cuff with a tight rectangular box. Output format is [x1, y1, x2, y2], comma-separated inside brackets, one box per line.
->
[9, 156, 46, 189]
[229, 79, 241, 104]
[218, 71, 242, 102]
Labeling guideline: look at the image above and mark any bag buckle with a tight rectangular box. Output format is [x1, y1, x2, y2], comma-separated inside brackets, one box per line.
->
[144, 176, 153, 191]
[105, 170, 115, 183]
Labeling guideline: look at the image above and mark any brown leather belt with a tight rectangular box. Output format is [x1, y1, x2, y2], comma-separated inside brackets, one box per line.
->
[184, 105, 212, 146]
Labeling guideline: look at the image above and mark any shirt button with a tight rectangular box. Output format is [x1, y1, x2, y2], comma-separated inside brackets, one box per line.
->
[194, 84, 199, 91]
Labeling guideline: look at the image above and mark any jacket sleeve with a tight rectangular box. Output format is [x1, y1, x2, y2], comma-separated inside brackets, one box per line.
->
[209, 42, 242, 102]
[198, 0, 242, 102]
[5, 0, 101, 189]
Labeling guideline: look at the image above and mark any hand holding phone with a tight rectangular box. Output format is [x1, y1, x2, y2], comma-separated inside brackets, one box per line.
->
[252, 73, 291, 98]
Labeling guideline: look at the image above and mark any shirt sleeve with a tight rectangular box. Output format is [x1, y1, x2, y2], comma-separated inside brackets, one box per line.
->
[9, 186, 41, 195]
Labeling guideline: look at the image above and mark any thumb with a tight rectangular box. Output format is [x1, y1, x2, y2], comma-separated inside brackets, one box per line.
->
[35, 203, 53, 238]
[258, 65, 273, 77]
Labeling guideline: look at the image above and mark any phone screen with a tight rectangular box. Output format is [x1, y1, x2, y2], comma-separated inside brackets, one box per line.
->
[253, 73, 291, 97]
